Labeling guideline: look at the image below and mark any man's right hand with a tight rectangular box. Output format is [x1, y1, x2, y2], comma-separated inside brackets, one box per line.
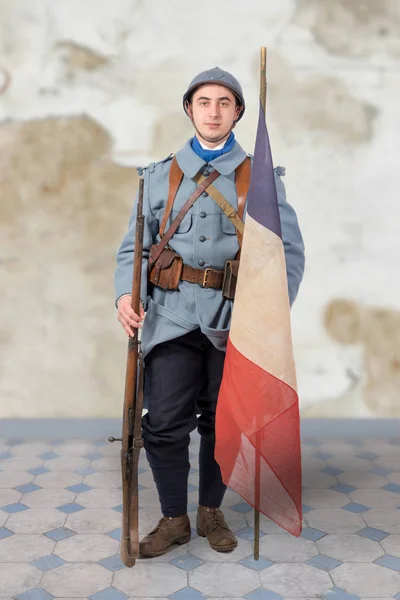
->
[117, 295, 145, 337]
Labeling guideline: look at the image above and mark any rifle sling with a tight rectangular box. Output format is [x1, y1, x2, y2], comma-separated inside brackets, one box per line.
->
[148, 170, 220, 267]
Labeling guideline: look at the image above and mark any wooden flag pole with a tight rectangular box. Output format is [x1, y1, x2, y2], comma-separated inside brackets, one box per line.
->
[260, 46, 267, 113]
[253, 46, 267, 562]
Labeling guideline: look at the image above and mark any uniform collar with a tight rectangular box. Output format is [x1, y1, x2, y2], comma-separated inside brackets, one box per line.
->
[176, 138, 248, 178]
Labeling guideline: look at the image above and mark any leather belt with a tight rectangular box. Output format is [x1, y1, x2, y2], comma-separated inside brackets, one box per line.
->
[181, 264, 224, 289]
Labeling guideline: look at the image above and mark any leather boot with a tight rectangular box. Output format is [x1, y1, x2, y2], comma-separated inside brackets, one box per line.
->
[196, 506, 238, 552]
[139, 514, 191, 557]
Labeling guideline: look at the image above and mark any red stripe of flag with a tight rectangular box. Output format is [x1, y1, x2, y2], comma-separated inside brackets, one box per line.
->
[215, 337, 302, 535]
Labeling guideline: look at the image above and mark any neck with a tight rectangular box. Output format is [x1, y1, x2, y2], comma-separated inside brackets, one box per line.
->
[195, 132, 230, 149]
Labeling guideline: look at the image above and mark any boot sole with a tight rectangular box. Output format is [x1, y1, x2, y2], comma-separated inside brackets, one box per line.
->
[196, 527, 238, 552]
[139, 532, 191, 558]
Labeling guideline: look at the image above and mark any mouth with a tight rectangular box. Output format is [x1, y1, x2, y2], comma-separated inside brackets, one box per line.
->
[205, 123, 221, 129]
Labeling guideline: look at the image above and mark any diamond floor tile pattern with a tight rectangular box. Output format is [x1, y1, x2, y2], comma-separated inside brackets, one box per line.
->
[357, 527, 389, 542]
[374, 553, 400, 570]
[341, 502, 371, 513]
[88, 588, 129, 600]
[239, 556, 274, 571]
[2, 502, 29, 513]
[245, 588, 284, 599]
[324, 589, 361, 600]
[98, 553, 125, 571]
[236, 526, 267, 541]
[15, 483, 41, 494]
[27, 466, 49, 476]
[0, 526, 14, 540]
[44, 526, 75, 541]
[30, 554, 66, 571]
[1, 434, 400, 599]
[300, 526, 327, 541]
[170, 554, 203, 571]
[169, 587, 206, 600]
[38, 452, 59, 461]
[15, 590, 55, 600]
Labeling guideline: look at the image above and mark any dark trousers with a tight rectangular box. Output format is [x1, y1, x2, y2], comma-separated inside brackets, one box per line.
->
[141, 328, 227, 517]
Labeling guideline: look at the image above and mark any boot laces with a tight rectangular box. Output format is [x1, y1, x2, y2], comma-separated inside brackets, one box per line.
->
[157, 517, 172, 532]
[207, 507, 226, 529]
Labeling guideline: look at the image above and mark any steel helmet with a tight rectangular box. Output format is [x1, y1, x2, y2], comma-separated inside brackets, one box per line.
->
[183, 66, 245, 122]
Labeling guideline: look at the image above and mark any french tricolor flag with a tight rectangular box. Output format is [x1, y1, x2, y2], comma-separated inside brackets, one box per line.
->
[215, 102, 302, 536]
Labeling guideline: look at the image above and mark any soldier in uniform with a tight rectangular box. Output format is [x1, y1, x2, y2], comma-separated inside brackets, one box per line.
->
[114, 67, 305, 557]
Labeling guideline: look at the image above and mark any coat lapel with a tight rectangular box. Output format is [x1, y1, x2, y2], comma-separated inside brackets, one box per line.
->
[175, 140, 206, 178]
[209, 140, 248, 175]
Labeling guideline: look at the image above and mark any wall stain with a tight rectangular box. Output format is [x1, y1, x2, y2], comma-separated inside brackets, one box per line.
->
[0, 114, 138, 417]
[150, 112, 194, 158]
[56, 41, 110, 71]
[303, 299, 400, 418]
[255, 51, 378, 143]
[294, 0, 400, 57]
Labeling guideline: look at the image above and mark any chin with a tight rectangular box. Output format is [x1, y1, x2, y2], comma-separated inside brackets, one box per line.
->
[202, 130, 227, 141]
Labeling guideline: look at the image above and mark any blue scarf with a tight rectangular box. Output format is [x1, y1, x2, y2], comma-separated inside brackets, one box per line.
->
[191, 131, 235, 163]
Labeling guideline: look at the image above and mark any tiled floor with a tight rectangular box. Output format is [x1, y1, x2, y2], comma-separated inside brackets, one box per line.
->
[0, 434, 400, 600]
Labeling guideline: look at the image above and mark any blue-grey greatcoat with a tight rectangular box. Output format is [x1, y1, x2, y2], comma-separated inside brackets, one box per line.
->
[114, 139, 305, 358]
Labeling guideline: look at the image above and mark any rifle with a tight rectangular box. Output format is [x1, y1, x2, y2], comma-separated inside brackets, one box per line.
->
[109, 176, 145, 567]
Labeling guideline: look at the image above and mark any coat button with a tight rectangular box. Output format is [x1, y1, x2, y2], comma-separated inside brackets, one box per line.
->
[200, 212, 207, 218]
[199, 236, 206, 242]
[198, 259, 205, 266]
[202, 192, 209, 197]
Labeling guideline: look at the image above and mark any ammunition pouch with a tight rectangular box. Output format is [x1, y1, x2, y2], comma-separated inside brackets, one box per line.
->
[222, 259, 240, 300]
[148, 244, 240, 299]
[148, 244, 183, 291]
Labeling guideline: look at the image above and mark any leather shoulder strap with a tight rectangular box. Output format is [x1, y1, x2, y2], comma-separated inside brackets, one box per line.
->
[197, 180, 245, 238]
[233, 156, 251, 249]
[148, 170, 220, 267]
[194, 156, 251, 247]
[235, 156, 251, 221]
[159, 157, 184, 238]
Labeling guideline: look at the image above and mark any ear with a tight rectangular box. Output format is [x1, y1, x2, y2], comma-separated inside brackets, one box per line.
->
[185, 101, 193, 118]
[234, 105, 243, 122]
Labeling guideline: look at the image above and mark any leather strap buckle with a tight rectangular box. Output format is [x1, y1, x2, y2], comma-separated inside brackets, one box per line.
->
[202, 268, 213, 288]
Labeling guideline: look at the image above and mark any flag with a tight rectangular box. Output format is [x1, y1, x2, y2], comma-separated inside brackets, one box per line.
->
[215, 102, 302, 536]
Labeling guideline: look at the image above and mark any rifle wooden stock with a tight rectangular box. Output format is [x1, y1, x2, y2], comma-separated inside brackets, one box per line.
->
[120, 177, 145, 567]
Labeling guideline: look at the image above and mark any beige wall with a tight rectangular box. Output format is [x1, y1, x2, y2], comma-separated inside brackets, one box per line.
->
[1, 0, 399, 418]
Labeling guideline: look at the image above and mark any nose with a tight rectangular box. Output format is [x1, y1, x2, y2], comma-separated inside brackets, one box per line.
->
[209, 101, 220, 118]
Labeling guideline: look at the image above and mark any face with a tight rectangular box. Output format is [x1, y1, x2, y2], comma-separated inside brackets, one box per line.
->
[186, 84, 241, 148]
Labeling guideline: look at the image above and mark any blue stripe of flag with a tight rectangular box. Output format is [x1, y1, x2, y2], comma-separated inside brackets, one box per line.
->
[246, 101, 282, 239]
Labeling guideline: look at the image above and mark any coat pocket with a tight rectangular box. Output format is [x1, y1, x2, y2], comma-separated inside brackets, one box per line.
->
[220, 214, 237, 235]
[170, 212, 193, 234]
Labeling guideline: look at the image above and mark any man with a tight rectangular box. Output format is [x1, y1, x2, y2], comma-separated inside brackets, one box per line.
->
[114, 67, 305, 557]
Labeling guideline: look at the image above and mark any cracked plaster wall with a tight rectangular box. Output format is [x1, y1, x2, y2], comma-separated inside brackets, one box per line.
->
[0, 0, 399, 418]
